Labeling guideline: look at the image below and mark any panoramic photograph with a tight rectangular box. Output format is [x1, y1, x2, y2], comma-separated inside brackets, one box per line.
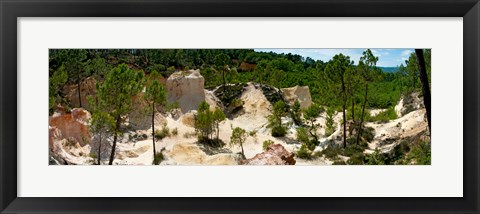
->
[48, 48, 431, 165]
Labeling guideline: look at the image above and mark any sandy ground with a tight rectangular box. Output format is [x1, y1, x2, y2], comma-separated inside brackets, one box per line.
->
[53, 85, 428, 165]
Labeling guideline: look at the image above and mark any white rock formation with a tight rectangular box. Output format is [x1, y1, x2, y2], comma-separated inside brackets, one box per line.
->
[166, 70, 206, 113]
[281, 85, 313, 109]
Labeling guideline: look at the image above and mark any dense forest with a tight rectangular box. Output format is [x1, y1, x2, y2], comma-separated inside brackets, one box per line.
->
[49, 49, 431, 165]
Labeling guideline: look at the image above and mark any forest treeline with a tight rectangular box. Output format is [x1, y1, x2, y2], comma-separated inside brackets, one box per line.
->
[49, 49, 430, 111]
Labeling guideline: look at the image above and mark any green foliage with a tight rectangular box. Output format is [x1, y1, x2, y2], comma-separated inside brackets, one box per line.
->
[144, 71, 168, 117]
[262, 140, 274, 151]
[212, 107, 226, 139]
[95, 63, 145, 164]
[347, 106, 371, 122]
[172, 128, 178, 136]
[325, 107, 336, 137]
[230, 127, 248, 158]
[195, 101, 214, 140]
[96, 63, 145, 120]
[85, 56, 111, 79]
[369, 106, 397, 123]
[320, 145, 341, 160]
[153, 152, 164, 165]
[49, 65, 69, 111]
[267, 101, 288, 137]
[194, 102, 225, 147]
[296, 144, 313, 159]
[290, 100, 302, 125]
[365, 148, 386, 165]
[346, 153, 365, 165]
[154, 125, 170, 140]
[408, 141, 431, 165]
[296, 127, 319, 151]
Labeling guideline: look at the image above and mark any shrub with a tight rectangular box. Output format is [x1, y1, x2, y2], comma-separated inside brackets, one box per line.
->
[320, 146, 340, 161]
[172, 128, 178, 136]
[408, 141, 431, 165]
[262, 140, 274, 151]
[154, 126, 170, 140]
[365, 148, 386, 165]
[267, 101, 288, 137]
[332, 160, 346, 165]
[153, 152, 164, 165]
[325, 107, 336, 137]
[341, 143, 365, 157]
[296, 144, 313, 159]
[369, 106, 397, 123]
[346, 153, 365, 165]
[271, 125, 287, 137]
[249, 130, 257, 137]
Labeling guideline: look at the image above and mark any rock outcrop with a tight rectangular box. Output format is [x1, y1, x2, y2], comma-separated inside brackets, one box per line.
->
[242, 144, 296, 165]
[281, 85, 312, 109]
[166, 70, 206, 113]
[49, 108, 92, 148]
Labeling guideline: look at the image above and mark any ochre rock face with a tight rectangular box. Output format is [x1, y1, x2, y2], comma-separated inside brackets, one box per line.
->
[242, 144, 296, 165]
[49, 108, 91, 149]
[166, 70, 206, 113]
[63, 77, 96, 111]
[281, 85, 312, 109]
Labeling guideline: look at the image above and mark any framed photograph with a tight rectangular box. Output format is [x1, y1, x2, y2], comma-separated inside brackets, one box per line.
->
[1, 0, 479, 213]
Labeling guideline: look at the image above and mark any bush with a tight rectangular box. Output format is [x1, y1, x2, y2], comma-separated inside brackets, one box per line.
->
[346, 153, 365, 165]
[365, 148, 386, 165]
[320, 146, 340, 161]
[369, 106, 397, 123]
[172, 128, 178, 136]
[325, 107, 336, 137]
[271, 125, 287, 137]
[341, 143, 365, 157]
[408, 141, 431, 165]
[268, 101, 288, 137]
[262, 140, 274, 151]
[332, 160, 346, 165]
[249, 130, 257, 137]
[154, 126, 170, 140]
[296, 144, 313, 159]
[153, 152, 164, 165]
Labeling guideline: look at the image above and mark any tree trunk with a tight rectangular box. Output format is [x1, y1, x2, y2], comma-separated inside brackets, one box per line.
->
[241, 143, 245, 159]
[108, 116, 121, 165]
[342, 104, 347, 148]
[415, 49, 431, 132]
[97, 134, 102, 165]
[351, 97, 355, 123]
[356, 83, 368, 145]
[152, 102, 156, 158]
[222, 67, 226, 95]
[77, 73, 82, 108]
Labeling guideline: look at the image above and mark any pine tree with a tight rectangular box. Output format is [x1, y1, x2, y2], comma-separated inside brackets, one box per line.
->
[144, 70, 167, 164]
[325, 54, 353, 148]
[356, 49, 379, 145]
[95, 64, 145, 165]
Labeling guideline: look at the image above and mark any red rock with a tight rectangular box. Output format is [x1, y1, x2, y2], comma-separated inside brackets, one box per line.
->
[49, 108, 91, 146]
[241, 144, 296, 165]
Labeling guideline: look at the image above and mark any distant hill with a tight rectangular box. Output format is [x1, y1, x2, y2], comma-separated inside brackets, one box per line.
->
[378, 67, 398, 73]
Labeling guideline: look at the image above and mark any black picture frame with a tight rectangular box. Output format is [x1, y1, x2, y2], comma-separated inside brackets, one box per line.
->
[1, 0, 479, 213]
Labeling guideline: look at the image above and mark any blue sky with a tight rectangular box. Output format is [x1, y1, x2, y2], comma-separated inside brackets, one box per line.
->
[254, 48, 415, 67]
